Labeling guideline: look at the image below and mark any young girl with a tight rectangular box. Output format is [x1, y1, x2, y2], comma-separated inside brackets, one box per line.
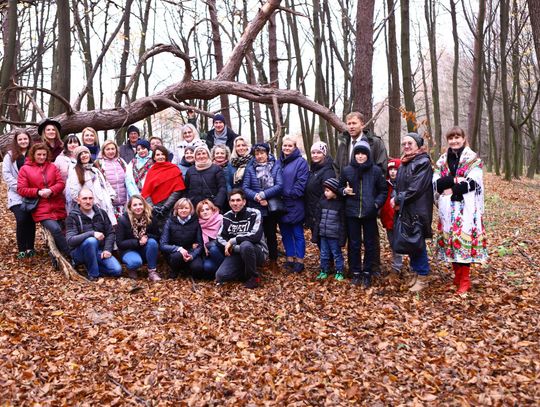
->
[160, 198, 205, 279]
[196, 199, 225, 278]
[94, 140, 128, 218]
[116, 195, 160, 281]
[340, 140, 387, 288]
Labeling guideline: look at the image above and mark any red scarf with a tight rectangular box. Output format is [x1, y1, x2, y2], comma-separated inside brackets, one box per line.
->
[141, 161, 185, 204]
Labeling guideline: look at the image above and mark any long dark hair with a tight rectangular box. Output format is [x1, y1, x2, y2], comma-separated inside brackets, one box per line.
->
[9, 130, 32, 162]
[74, 151, 93, 186]
[62, 134, 81, 155]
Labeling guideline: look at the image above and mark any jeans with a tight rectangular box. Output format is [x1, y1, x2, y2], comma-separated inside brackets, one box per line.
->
[71, 237, 122, 279]
[409, 240, 430, 276]
[41, 219, 70, 256]
[215, 241, 265, 283]
[121, 238, 159, 270]
[167, 251, 205, 278]
[202, 241, 225, 279]
[10, 204, 36, 252]
[320, 237, 344, 272]
[279, 222, 305, 259]
[385, 230, 403, 272]
[263, 214, 279, 261]
[347, 217, 377, 275]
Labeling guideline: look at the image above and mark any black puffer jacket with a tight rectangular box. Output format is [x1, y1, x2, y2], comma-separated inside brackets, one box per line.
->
[339, 160, 387, 219]
[116, 213, 160, 256]
[394, 152, 434, 238]
[304, 156, 336, 231]
[66, 205, 115, 252]
[311, 197, 346, 247]
[185, 164, 227, 210]
[160, 215, 203, 258]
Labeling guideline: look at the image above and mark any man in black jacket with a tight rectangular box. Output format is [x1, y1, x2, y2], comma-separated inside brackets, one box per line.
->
[66, 188, 122, 281]
[120, 125, 141, 163]
[215, 189, 268, 288]
[204, 113, 238, 151]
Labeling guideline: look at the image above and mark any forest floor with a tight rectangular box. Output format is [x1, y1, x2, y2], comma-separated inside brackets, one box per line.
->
[0, 173, 539, 405]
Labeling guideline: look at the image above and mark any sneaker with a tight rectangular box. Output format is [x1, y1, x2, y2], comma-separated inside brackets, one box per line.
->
[17, 251, 26, 260]
[26, 249, 36, 258]
[148, 270, 162, 281]
[316, 271, 329, 280]
[292, 263, 305, 273]
[284, 261, 294, 272]
[334, 272, 344, 281]
[352, 273, 362, 286]
[244, 276, 260, 289]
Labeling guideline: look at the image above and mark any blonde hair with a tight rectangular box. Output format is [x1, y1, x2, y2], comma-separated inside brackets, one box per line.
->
[126, 195, 153, 226]
[230, 136, 252, 159]
[282, 135, 297, 146]
[196, 199, 219, 217]
[100, 139, 119, 158]
[40, 125, 62, 147]
[345, 111, 365, 123]
[173, 198, 195, 217]
[180, 123, 200, 141]
[81, 127, 99, 146]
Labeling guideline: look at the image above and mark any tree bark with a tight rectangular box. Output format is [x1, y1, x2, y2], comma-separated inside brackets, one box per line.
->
[49, 0, 71, 117]
[500, 0, 513, 180]
[450, 0, 460, 125]
[114, 0, 133, 109]
[401, 0, 416, 131]
[0, 0, 19, 133]
[425, 0, 442, 153]
[386, 0, 401, 158]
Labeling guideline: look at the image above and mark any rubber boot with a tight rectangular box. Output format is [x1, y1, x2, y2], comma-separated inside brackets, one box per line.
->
[456, 265, 471, 295]
[452, 263, 462, 287]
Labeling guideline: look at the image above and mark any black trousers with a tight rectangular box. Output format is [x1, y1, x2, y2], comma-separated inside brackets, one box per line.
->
[10, 204, 36, 252]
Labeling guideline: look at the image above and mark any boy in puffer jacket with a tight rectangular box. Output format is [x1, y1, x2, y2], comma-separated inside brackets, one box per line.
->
[312, 178, 346, 281]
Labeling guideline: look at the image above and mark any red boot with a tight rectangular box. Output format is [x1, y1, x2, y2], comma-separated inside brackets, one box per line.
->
[456, 264, 471, 294]
[452, 263, 461, 287]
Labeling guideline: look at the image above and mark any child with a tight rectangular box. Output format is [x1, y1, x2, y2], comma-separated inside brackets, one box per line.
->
[339, 140, 387, 288]
[380, 158, 403, 278]
[312, 178, 346, 281]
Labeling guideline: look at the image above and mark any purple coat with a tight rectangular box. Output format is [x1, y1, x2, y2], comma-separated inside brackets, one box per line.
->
[278, 148, 309, 224]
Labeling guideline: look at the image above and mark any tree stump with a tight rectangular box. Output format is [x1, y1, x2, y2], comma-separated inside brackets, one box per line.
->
[41, 227, 87, 282]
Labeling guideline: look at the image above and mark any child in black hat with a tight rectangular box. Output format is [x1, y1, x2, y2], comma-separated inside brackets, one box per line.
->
[311, 177, 346, 280]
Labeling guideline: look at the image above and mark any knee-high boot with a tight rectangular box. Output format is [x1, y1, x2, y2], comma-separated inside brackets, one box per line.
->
[456, 264, 471, 294]
[452, 263, 461, 286]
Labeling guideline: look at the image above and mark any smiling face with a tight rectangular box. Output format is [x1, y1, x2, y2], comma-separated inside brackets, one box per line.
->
[213, 120, 225, 133]
[355, 151, 368, 164]
[282, 140, 295, 156]
[183, 127, 195, 142]
[136, 145, 149, 158]
[447, 133, 466, 150]
[16, 133, 30, 151]
[229, 193, 246, 213]
[128, 131, 140, 144]
[311, 149, 324, 163]
[79, 151, 91, 164]
[184, 149, 195, 163]
[213, 148, 227, 163]
[154, 149, 166, 162]
[34, 149, 48, 165]
[401, 136, 419, 155]
[103, 144, 117, 159]
[235, 139, 249, 157]
[177, 204, 191, 219]
[254, 149, 268, 164]
[44, 125, 58, 142]
[198, 203, 214, 220]
[130, 197, 145, 217]
[82, 131, 96, 145]
[150, 138, 162, 151]
[195, 149, 209, 163]
[67, 137, 80, 152]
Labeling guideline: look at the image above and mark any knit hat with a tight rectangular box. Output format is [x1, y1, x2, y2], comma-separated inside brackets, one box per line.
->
[388, 158, 401, 170]
[213, 113, 226, 124]
[136, 139, 151, 150]
[73, 145, 90, 159]
[405, 132, 424, 147]
[310, 141, 328, 156]
[127, 125, 140, 136]
[353, 139, 371, 156]
[323, 177, 340, 195]
[253, 143, 270, 154]
[194, 144, 211, 157]
[38, 118, 62, 135]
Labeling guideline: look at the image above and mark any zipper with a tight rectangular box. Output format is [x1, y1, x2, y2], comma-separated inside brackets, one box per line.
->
[358, 177, 363, 218]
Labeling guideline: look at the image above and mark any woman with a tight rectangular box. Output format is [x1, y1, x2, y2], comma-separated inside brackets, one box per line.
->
[242, 143, 283, 267]
[17, 143, 69, 257]
[141, 145, 185, 227]
[54, 134, 81, 181]
[172, 123, 206, 164]
[278, 136, 309, 273]
[160, 198, 205, 279]
[178, 145, 196, 177]
[230, 136, 252, 188]
[125, 139, 153, 197]
[95, 140, 128, 218]
[81, 127, 100, 161]
[391, 132, 434, 292]
[38, 118, 63, 160]
[304, 141, 336, 241]
[185, 145, 227, 210]
[433, 126, 488, 294]
[2, 130, 36, 259]
[196, 199, 225, 278]
[116, 195, 161, 281]
[65, 146, 116, 225]
[211, 144, 234, 191]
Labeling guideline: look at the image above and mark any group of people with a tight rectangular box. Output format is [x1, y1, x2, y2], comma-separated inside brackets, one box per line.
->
[2, 112, 488, 293]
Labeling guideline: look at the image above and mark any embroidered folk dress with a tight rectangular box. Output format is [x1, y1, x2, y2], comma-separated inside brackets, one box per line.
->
[433, 146, 488, 263]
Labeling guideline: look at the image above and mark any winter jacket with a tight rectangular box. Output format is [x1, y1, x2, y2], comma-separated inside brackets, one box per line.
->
[312, 197, 346, 247]
[304, 156, 336, 230]
[115, 213, 160, 256]
[339, 159, 387, 219]
[278, 148, 309, 224]
[119, 142, 138, 164]
[380, 178, 397, 230]
[185, 164, 227, 210]
[17, 160, 67, 222]
[394, 152, 434, 238]
[217, 206, 269, 258]
[336, 130, 388, 175]
[178, 157, 194, 178]
[94, 157, 128, 207]
[65, 204, 115, 252]
[160, 215, 203, 259]
[125, 156, 153, 198]
[242, 156, 283, 216]
[54, 152, 76, 181]
[204, 127, 238, 151]
[2, 151, 24, 208]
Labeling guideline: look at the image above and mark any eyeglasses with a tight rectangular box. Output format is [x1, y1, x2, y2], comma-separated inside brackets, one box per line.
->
[401, 141, 414, 147]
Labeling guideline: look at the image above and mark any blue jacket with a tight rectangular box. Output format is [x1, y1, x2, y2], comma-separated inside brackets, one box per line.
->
[278, 148, 309, 224]
[242, 155, 283, 216]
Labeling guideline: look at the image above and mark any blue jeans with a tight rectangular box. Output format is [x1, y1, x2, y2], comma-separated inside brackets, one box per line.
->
[279, 222, 305, 258]
[71, 237, 122, 279]
[347, 217, 377, 275]
[203, 241, 225, 278]
[121, 238, 159, 270]
[409, 240, 430, 276]
[320, 237, 344, 272]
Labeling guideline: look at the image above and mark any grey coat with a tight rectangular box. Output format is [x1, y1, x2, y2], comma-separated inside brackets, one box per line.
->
[2, 152, 23, 208]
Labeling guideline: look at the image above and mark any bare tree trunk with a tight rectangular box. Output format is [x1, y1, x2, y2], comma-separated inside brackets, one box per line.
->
[401, 0, 416, 131]
[114, 0, 133, 109]
[72, 0, 95, 111]
[425, 0, 442, 153]
[419, 45, 433, 140]
[49, 0, 71, 117]
[450, 0, 460, 125]
[0, 0, 19, 133]
[386, 0, 401, 158]
[500, 0, 513, 180]
[131, 0, 153, 102]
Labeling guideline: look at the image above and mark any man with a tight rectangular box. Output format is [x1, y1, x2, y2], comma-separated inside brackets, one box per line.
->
[149, 136, 174, 161]
[120, 125, 141, 163]
[66, 188, 122, 281]
[336, 112, 388, 176]
[215, 189, 268, 289]
[204, 113, 238, 151]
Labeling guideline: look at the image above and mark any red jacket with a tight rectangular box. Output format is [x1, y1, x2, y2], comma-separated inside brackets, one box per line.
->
[17, 160, 67, 222]
[380, 179, 396, 230]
